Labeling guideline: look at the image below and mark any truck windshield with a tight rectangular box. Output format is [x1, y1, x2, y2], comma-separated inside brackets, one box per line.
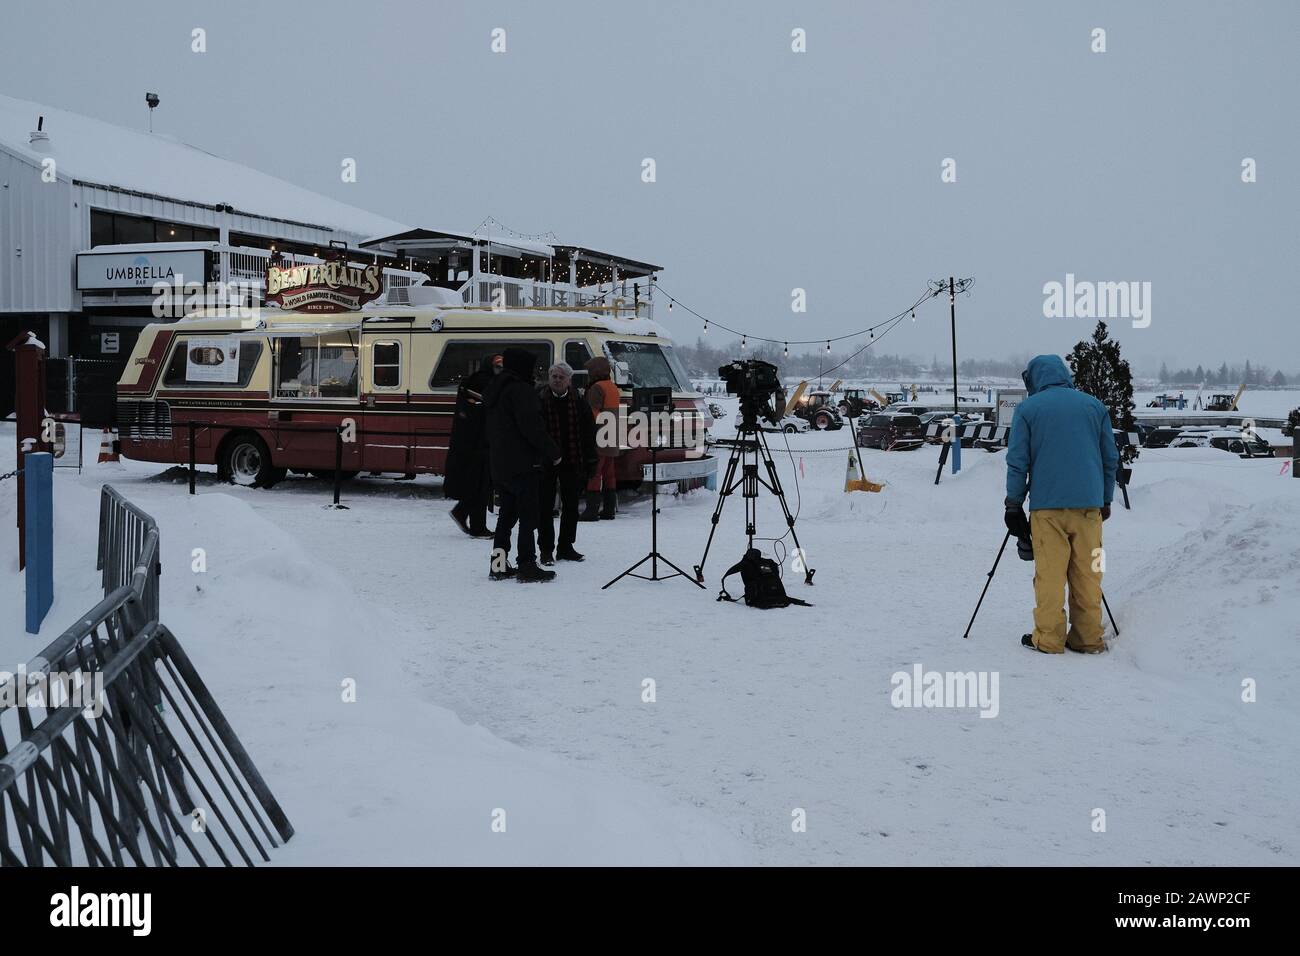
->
[605, 341, 690, 391]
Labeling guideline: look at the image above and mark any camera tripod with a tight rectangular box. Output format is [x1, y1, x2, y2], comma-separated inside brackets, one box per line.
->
[694, 415, 814, 587]
[603, 444, 704, 591]
[963, 528, 1119, 640]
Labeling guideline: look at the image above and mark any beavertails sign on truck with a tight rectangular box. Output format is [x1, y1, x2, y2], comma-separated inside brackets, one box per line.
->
[115, 283, 716, 489]
[264, 256, 383, 313]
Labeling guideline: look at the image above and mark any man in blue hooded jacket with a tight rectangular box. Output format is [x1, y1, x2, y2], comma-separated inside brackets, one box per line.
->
[1004, 354, 1119, 653]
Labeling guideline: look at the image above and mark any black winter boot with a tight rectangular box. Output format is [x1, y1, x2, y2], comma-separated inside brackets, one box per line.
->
[579, 491, 602, 522]
[517, 562, 556, 583]
[449, 505, 473, 537]
[600, 490, 617, 520]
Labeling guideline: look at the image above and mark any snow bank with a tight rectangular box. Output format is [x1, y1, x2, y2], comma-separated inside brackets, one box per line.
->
[3, 419, 1295, 865]
[0, 426, 749, 865]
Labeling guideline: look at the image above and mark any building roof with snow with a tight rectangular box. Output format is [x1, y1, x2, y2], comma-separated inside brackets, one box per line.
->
[0, 91, 409, 239]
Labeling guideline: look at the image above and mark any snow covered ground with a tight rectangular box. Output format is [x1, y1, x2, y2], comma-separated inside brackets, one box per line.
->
[3, 415, 1297, 865]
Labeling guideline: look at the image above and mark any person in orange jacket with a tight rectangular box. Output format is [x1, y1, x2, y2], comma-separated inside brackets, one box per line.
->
[581, 356, 621, 520]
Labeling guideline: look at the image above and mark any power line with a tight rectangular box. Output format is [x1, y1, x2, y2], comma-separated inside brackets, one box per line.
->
[655, 284, 943, 351]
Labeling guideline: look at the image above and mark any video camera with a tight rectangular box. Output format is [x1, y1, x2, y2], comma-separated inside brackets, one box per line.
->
[719, 359, 783, 427]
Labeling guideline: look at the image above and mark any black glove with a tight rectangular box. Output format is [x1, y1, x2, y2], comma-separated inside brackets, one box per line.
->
[1004, 501, 1030, 540]
[1101, 504, 1111, 521]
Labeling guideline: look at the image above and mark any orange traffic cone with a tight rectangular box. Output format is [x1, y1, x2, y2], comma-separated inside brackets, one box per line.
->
[844, 450, 883, 493]
[97, 428, 120, 464]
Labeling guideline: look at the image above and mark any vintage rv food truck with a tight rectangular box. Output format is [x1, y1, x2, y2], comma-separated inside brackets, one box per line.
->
[115, 269, 716, 489]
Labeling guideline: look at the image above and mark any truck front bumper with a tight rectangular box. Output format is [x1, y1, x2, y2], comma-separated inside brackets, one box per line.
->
[640, 454, 718, 485]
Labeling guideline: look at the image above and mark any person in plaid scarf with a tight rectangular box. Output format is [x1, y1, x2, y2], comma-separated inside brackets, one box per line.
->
[537, 362, 597, 564]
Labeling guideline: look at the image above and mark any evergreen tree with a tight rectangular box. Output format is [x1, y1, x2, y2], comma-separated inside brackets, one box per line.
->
[1272, 369, 1288, 387]
[1159, 362, 1170, 384]
[1194, 364, 1205, 383]
[1217, 362, 1229, 386]
[1066, 321, 1138, 463]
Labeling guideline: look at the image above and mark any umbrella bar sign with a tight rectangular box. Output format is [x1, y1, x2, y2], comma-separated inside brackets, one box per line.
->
[265, 259, 383, 313]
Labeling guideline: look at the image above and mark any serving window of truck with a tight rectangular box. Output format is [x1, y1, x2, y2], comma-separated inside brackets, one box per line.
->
[275, 336, 359, 400]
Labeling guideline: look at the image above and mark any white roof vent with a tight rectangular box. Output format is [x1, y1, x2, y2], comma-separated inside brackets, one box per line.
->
[29, 115, 48, 146]
[388, 284, 463, 308]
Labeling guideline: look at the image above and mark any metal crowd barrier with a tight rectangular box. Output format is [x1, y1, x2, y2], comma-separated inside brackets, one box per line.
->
[0, 485, 293, 866]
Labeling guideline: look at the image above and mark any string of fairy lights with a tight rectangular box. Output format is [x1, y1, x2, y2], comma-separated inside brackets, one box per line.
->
[654, 283, 955, 361]
[470, 215, 559, 243]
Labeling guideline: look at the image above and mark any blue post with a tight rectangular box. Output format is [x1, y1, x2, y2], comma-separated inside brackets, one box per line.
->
[24, 452, 54, 634]
[951, 414, 962, 474]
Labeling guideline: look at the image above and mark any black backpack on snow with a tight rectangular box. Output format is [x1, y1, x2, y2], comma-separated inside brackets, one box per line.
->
[719, 548, 812, 609]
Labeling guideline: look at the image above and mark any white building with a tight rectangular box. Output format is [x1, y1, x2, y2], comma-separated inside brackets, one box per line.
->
[0, 91, 660, 416]
[0, 92, 411, 359]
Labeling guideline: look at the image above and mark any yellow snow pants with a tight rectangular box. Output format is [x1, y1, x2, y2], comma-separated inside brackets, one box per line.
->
[1028, 507, 1106, 653]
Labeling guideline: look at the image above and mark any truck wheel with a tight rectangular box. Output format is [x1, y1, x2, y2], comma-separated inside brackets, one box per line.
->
[784, 423, 798, 433]
[220, 433, 277, 488]
[814, 410, 833, 430]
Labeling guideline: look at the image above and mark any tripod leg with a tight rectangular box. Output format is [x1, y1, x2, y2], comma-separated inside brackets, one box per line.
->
[695, 439, 743, 583]
[934, 441, 950, 485]
[1101, 592, 1120, 637]
[756, 429, 814, 585]
[652, 552, 706, 589]
[602, 553, 654, 590]
[963, 530, 1013, 639]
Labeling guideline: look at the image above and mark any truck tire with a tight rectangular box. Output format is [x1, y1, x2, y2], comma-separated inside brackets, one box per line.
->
[219, 433, 280, 488]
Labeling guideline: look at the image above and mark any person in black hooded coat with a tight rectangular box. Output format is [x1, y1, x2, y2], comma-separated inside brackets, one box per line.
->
[444, 355, 499, 537]
[484, 348, 560, 581]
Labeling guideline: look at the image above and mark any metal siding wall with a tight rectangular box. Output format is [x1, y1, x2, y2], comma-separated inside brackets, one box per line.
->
[2, 156, 374, 314]
[0, 147, 74, 312]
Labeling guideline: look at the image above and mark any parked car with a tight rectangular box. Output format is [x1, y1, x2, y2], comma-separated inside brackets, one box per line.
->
[1142, 425, 1215, 448]
[886, 403, 932, 417]
[856, 413, 925, 450]
[1168, 429, 1274, 457]
[733, 412, 810, 434]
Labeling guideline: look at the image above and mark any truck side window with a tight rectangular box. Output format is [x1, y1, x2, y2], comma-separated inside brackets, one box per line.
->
[430, 341, 552, 389]
[163, 341, 262, 388]
[373, 341, 401, 389]
[565, 340, 592, 371]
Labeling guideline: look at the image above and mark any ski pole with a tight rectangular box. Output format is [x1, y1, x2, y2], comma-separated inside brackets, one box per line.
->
[1101, 592, 1120, 637]
[963, 529, 1012, 639]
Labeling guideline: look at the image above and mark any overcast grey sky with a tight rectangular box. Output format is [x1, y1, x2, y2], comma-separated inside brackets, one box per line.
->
[2, 0, 1296, 373]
